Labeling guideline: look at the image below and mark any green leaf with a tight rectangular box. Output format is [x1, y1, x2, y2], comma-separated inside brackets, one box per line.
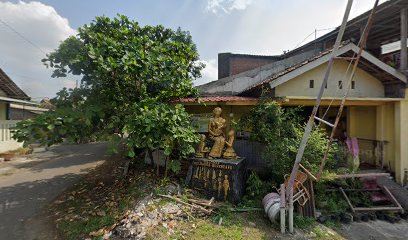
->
[127, 150, 135, 158]
[58, 129, 67, 135]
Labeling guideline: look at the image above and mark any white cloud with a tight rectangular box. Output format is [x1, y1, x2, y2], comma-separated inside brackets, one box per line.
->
[207, 0, 254, 14]
[63, 79, 78, 89]
[0, 1, 76, 99]
[195, 59, 218, 85]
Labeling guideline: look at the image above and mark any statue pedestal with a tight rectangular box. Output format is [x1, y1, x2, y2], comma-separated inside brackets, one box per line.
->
[187, 157, 247, 204]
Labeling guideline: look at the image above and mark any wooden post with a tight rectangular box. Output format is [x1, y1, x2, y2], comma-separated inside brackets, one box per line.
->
[280, 184, 286, 234]
[339, 187, 355, 213]
[401, 8, 408, 73]
[309, 180, 316, 218]
[288, 193, 294, 233]
[380, 141, 385, 169]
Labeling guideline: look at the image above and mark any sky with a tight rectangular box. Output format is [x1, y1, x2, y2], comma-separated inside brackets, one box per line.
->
[0, 0, 387, 100]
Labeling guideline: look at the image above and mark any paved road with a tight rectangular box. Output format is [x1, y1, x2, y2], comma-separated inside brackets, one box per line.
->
[341, 220, 408, 240]
[0, 142, 108, 240]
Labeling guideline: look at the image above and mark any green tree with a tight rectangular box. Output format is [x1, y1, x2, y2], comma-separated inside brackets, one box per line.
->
[124, 99, 198, 176]
[13, 15, 203, 174]
[238, 100, 337, 182]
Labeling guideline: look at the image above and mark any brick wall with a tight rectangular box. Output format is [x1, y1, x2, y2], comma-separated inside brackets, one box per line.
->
[218, 53, 281, 79]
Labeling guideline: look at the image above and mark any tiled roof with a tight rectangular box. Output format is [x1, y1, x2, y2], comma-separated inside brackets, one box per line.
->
[176, 96, 258, 103]
[0, 68, 30, 100]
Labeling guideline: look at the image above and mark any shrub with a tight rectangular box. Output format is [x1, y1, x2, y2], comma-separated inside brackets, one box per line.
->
[238, 100, 338, 182]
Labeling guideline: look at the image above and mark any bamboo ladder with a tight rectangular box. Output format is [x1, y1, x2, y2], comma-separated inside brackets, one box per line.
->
[284, 0, 381, 233]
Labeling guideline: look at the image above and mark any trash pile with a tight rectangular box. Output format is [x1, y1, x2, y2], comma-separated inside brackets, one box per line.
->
[92, 187, 217, 239]
[111, 195, 186, 239]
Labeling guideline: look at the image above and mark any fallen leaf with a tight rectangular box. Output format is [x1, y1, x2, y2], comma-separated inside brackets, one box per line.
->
[96, 210, 106, 216]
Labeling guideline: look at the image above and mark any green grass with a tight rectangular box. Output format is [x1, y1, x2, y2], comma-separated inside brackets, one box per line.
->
[192, 222, 244, 239]
[294, 214, 316, 230]
[147, 205, 278, 240]
[211, 204, 235, 226]
[310, 224, 344, 240]
[323, 220, 342, 230]
[59, 215, 115, 240]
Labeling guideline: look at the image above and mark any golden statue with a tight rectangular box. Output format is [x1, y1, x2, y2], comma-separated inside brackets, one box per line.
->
[223, 129, 237, 159]
[208, 107, 226, 159]
[218, 170, 222, 197]
[212, 170, 217, 192]
[223, 175, 230, 201]
[205, 168, 211, 187]
[199, 167, 203, 179]
[195, 134, 210, 158]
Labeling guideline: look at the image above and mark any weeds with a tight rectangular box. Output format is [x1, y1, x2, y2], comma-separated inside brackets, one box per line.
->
[294, 214, 315, 230]
[211, 204, 235, 226]
[59, 215, 116, 240]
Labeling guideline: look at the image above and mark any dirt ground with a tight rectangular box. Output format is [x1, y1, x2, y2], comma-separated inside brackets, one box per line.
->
[4, 143, 408, 240]
[42, 154, 340, 240]
[0, 142, 108, 240]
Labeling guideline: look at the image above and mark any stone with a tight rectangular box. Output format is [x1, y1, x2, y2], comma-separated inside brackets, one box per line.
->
[340, 213, 353, 224]
[352, 213, 362, 222]
[399, 212, 408, 220]
[384, 214, 399, 223]
[361, 213, 369, 222]
[368, 213, 377, 221]
[317, 215, 328, 223]
[330, 214, 340, 221]
[96, 210, 106, 217]
[376, 211, 385, 220]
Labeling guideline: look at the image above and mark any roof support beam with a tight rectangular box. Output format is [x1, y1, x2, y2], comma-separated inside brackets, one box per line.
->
[401, 7, 408, 73]
[268, 43, 407, 90]
[351, 44, 407, 83]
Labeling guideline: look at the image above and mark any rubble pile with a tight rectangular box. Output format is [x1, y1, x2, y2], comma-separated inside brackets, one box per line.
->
[111, 196, 187, 239]
[98, 189, 215, 240]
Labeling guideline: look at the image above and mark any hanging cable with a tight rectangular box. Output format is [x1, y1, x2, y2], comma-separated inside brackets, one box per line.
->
[0, 18, 47, 55]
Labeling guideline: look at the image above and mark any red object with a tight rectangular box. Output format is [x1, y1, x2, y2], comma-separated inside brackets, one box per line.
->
[371, 192, 391, 204]
[362, 178, 378, 189]
[175, 96, 258, 103]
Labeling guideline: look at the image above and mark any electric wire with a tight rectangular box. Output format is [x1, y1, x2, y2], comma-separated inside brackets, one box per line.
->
[0, 18, 47, 55]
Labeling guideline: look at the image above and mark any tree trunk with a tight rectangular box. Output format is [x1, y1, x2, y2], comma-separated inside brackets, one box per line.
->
[164, 157, 168, 178]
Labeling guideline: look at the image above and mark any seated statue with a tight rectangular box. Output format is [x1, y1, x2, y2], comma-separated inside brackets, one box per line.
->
[223, 129, 237, 159]
[208, 107, 226, 159]
[195, 134, 210, 158]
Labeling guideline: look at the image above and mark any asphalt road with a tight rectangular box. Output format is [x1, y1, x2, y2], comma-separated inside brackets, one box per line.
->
[0, 142, 108, 240]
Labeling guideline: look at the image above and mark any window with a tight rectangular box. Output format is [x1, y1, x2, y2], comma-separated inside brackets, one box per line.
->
[325, 82, 327, 89]
[309, 79, 314, 88]
[351, 81, 355, 89]
[338, 81, 343, 89]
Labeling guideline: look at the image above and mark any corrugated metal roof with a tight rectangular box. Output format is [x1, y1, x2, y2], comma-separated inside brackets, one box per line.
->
[0, 96, 39, 105]
[177, 96, 258, 103]
[0, 68, 30, 100]
[244, 46, 336, 91]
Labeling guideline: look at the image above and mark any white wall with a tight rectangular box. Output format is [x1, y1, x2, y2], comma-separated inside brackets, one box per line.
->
[0, 120, 22, 153]
[275, 60, 385, 98]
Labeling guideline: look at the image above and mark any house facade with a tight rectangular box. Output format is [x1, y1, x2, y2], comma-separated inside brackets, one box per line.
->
[0, 68, 47, 153]
[182, 0, 408, 183]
